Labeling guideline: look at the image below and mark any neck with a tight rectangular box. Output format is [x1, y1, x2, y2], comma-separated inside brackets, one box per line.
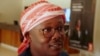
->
[30, 47, 60, 56]
[29, 44, 61, 56]
[30, 44, 46, 56]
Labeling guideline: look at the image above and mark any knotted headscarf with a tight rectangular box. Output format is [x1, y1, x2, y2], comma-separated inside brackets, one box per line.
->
[18, 0, 65, 55]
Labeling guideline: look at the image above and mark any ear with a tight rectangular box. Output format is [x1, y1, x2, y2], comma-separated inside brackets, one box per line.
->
[25, 32, 31, 42]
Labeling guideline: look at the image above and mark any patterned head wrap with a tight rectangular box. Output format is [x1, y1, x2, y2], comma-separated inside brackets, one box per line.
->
[18, 0, 65, 55]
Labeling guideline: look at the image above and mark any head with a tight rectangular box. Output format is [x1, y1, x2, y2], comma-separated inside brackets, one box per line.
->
[75, 19, 81, 28]
[27, 16, 65, 56]
[18, 0, 65, 56]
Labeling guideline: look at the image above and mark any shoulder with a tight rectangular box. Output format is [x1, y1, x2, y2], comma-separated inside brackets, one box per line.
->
[19, 47, 31, 56]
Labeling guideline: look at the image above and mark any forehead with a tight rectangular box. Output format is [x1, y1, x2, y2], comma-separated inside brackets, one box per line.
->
[41, 16, 64, 27]
[43, 16, 64, 25]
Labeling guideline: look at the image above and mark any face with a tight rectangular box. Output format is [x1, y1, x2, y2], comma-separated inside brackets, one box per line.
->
[28, 16, 65, 56]
[77, 19, 81, 27]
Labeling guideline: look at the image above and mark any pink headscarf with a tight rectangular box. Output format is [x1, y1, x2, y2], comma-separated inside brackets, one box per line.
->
[18, 0, 65, 55]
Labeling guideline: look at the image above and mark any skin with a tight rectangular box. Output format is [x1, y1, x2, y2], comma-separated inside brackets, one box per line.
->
[26, 16, 65, 56]
[76, 19, 81, 31]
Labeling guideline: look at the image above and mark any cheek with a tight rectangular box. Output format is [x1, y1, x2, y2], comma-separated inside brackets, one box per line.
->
[30, 32, 48, 48]
[36, 33, 47, 43]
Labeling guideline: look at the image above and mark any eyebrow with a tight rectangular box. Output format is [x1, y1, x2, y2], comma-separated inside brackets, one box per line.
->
[45, 21, 63, 25]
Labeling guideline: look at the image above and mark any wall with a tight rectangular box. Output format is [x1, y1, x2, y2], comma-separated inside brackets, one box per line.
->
[48, 0, 71, 8]
[94, 0, 100, 55]
[0, 0, 23, 24]
[23, 0, 71, 8]
[0, 0, 71, 24]
[23, 0, 36, 7]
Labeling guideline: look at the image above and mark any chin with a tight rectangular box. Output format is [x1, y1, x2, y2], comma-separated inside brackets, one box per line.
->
[48, 49, 62, 56]
[49, 52, 60, 56]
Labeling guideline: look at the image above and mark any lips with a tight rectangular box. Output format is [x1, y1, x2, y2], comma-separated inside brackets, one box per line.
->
[49, 41, 63, 50]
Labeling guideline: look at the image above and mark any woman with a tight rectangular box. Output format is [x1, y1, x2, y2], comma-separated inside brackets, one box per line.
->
[18, 0, 69, 56]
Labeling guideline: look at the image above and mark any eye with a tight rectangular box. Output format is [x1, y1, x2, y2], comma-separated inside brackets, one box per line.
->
[56, 26, 64, 32]
[42, 27, 52, 33]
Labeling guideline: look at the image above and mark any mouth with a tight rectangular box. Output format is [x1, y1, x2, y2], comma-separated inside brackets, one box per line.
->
[49, 41, 63, 50]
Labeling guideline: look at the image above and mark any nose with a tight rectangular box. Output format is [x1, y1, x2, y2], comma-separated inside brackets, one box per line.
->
[51, 31, 64, 40]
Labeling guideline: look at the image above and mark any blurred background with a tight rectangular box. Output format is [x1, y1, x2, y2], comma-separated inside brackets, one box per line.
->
[0, 0, 100, 56]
